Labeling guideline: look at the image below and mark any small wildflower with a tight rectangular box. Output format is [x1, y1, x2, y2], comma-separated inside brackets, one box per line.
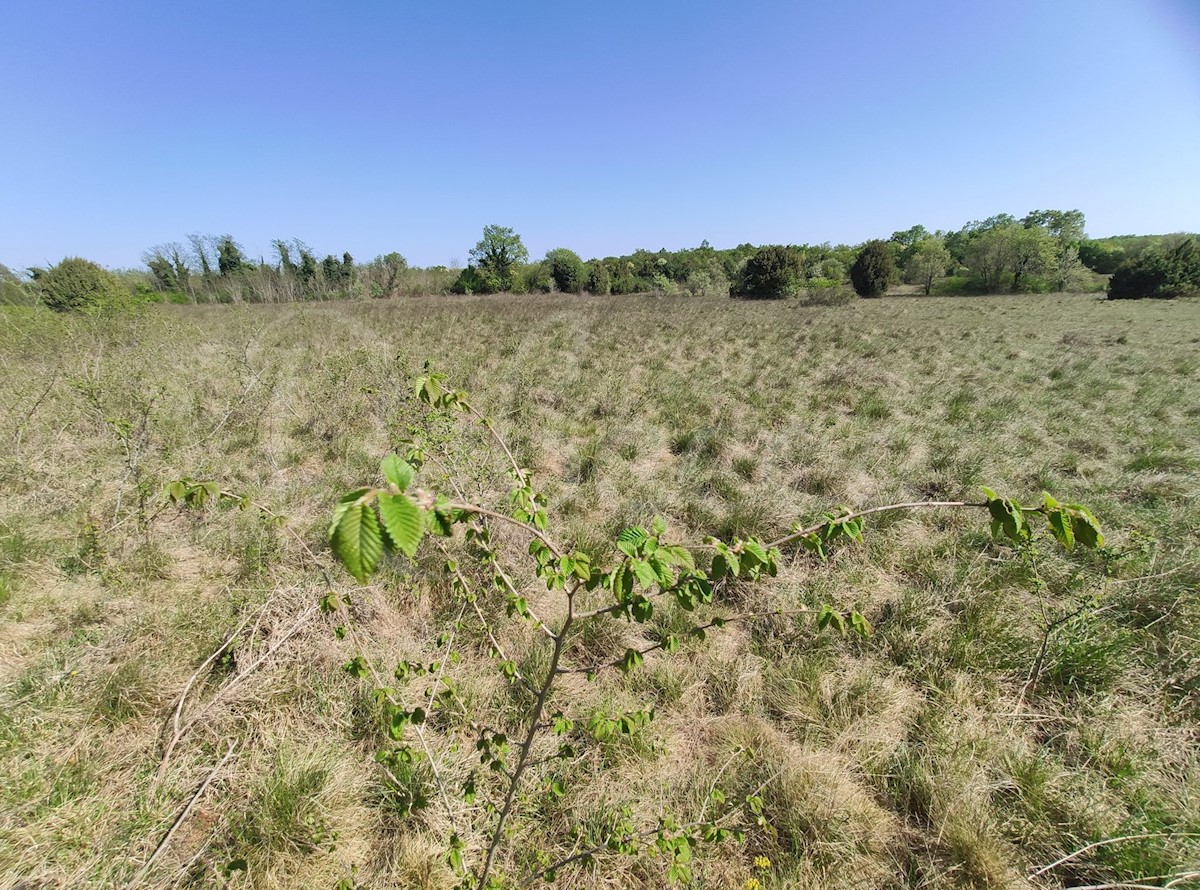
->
[754, 855, 772, 870]
[744, 879, 761, 890]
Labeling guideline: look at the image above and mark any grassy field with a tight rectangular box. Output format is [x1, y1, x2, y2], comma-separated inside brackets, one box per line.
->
[1, 292, 1198, 889]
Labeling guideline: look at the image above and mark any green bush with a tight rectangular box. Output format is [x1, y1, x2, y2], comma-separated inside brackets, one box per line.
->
[545, 249, 586, 294]
[586, 261, 612, 295]
[1107, 239, 1200, 300]
[732, 245, 804, 299]
[36, 258, 128, 312]
[849, 240, 895, 298]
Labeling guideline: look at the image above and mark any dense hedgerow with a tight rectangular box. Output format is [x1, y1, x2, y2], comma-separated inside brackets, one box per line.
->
[1107, 238, 1200, 300]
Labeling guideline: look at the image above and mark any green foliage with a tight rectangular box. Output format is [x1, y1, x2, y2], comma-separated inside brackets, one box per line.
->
[462, 225, 529, 293]
[545, 248, 586, 294]
[1107, 238, 1200, 300]
[319, 371, 1105, 889]
[36, 257, 128, 312]
[906, 238, 951, 295]
[849, 240, 894, 298]
[217, 236, 247, 277]
[732, 245, 804, 299]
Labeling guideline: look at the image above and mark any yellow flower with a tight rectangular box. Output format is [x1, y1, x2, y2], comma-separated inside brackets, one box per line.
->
[744, 879, 761, 890]
[754, 855, 772, 870]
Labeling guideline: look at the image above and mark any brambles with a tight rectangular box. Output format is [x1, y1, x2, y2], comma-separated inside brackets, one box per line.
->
[326, 372, 1105, 888]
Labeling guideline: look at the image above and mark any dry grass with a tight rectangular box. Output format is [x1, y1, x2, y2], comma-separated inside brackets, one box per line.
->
[1, 293, 1198, 889]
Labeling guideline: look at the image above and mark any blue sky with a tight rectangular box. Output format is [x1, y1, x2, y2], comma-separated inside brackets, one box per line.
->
[2, 0, 1198, 270]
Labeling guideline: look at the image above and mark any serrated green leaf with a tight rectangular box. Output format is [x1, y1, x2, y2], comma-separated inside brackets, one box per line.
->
[1047, 509, 1074, 550]
[332, 501, 383, 583]
[378, 492, 422, 558]
[330, 488, 371, 540]
[380, 454, 415, 492]
[632, 558, 658, 589]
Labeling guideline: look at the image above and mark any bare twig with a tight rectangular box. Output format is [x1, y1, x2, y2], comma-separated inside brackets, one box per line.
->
[133, 741, 237, 888]
[1032, 832, 1200, 878]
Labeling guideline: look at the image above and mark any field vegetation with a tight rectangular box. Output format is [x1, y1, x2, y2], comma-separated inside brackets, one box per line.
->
[4, 210, 1197, 308]
[1, 290, 1198, 889]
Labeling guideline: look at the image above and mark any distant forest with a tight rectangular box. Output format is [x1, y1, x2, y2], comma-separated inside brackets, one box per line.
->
[2, 210, 1198, 308]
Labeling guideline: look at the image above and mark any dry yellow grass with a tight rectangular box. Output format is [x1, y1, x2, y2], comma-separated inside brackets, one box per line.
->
[1, 293, 1198, 888]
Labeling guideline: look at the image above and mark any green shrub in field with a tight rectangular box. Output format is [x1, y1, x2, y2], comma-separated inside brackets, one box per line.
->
[545, 248, 586, 294]
[36, 257, 128, 312]
[586, 260, 612, 295]
[1107, 238, 1200, 300]
[732, 245, 804, 299]
[850, 240, 894, 298]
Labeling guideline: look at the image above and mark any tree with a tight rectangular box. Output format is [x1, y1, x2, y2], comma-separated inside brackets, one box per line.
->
[1023, 209, 1086, 290]
[468, 225, 529, 292]
[188, 234, 215, 278]
[142, 243, 193, 295]
[1008, 225, 1054, 293]
[889, 224, 930, 270]
[849, 240, 894, 297]
[964, 225, 1019, 293]
[37, 257, 127, 312]
[907, 238, 951, 295]
[1107, 238, 1200, 300]
[585, 260, 612, 295]
[731, 245, 804, 299]
[368, 252, 408, 298]
[217, 236, 247, 277]
[544, 248, 585, 294]
[1079, 240, 1126, 275]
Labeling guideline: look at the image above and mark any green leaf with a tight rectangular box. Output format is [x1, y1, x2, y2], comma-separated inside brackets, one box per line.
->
[380, 454, 414, 492]
[619, 648, 644, 673]
[850, 609, 873, 639]
[617, 526, 649, 557]
[343, 655, 370, 678]
[817, 604, 846, 635]
[378, 493, 422, 558]
[632, 558, 658, 589]
[630, 595, 654, 623]
[1068, 505, 1104, 549]
[330, 488, 371, 540]
[332, 501, 383, 584]
[1047, 509, 1075, 550]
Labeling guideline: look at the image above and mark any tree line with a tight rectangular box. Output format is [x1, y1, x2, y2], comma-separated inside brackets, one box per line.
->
[2, 210, 1197, 311]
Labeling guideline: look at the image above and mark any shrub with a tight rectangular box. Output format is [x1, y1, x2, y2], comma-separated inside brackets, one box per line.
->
[545, 249, 586, 294]
[849, 240, 895, 298]
[732, 245, 804, 299]
[586, 261, 612, 295]
[1107, 239, 1200, 300]
[36, 257, 128, 312]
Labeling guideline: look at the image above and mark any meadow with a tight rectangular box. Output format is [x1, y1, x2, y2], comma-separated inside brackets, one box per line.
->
[1, 292, 1198, 889]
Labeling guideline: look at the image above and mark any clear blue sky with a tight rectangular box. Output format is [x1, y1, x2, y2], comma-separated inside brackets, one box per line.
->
[2, 0, 1198, 270]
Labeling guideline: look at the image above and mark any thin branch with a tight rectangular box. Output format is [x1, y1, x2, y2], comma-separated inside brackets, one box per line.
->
[448, 502, 565, 561]
[764, 500, 988, 551]
[476, 585, 575, 888]
[558, 607, 815, 676]
[1032, 832, 1200, 877]
[156, 610, 254, 783]
[133, 741, 237, 888]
